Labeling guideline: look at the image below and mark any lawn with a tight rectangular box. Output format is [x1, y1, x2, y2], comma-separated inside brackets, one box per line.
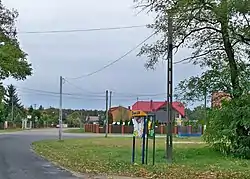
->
[32, 137, 250, 179]
[0, 128, 23, 133]
[63, 128, 86, 133]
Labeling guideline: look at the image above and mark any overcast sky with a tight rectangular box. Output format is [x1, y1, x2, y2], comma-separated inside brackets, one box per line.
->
[3, 0, 201, 110]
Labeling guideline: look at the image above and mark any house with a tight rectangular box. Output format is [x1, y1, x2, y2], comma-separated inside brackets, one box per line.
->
[109, 106, 132, 123]
[132, 101, 185, 124]
[211, 92, 231, 108]
[85, 116, 99, 124]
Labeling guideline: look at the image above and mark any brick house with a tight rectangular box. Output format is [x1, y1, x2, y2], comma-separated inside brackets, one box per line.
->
[109, 106, 132, 123]
[132, 101, 185, 124]
[211, 92, 231, 108]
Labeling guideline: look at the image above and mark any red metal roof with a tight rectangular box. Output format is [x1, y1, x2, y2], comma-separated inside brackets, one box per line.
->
[132, 101, 185, 117]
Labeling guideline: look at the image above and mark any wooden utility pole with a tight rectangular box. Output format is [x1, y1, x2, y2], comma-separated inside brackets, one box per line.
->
[109, 91, 112, 110]
[59, 76, 63, 140]
[105, 90, 109, 138]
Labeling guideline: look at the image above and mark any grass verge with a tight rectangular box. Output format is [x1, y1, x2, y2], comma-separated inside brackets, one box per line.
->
[0, 128, 22, 133]
[63, 128, 86, 133]
[32, 137, 250, 179]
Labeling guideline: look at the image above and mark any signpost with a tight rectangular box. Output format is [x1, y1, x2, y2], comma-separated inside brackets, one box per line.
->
[131, 110, 156, 165]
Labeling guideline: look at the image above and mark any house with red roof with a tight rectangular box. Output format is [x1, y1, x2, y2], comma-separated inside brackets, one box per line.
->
[109, 106, 132, 123]
[132, 101, 185, 124]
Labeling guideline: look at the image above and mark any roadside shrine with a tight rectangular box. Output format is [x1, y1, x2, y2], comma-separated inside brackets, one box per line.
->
[131, 110, 156, 165]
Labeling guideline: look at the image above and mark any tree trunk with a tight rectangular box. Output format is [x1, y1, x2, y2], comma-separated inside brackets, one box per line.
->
[220, 0, 242, 98]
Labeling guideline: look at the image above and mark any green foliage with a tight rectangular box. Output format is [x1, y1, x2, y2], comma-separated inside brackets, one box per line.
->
[66, 111, 82, 127]
[0, 2, 32, 81]
[185, 106, 207, 125]
[136, 0, 250, 98]
[204, 94, 250, 159]
[175, 62, 250, 103]
[3, 84, 23, 120]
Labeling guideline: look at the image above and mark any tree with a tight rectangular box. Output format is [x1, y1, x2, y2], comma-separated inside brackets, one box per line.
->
[38, 105, 44, 111]
[0, 1, 32, 122]
[185, 106, 207, 124]
[135, 0, 250, 158]
[204, 94, 250, 159]
[0, 2, 32, 82]
[136, 0, 250, 98]
[174, 62, 250, 104]
[3, 84, 23, 121]
[28, 105, 34, 114]
[66, 111, 81, 127]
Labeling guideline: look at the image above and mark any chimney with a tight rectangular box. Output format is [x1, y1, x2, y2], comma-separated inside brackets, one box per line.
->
[150, 100, 153, 112]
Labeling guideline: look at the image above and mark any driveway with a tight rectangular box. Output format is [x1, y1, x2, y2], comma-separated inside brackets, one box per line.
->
[0, 128, 92, 179]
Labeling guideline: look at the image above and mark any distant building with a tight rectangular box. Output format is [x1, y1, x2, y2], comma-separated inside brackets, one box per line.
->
[85, 116, 99, 124]
[211, 92, 231, 108]
[131, 101, 185, 124]
[109, 106, 132, 122]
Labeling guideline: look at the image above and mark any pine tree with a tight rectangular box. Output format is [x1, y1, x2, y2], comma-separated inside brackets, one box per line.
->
[4, 84, 23, 120]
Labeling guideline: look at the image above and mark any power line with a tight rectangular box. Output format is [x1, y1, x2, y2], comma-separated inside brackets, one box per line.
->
[66, 31, 157, 80]
[63, 78, 167, 98]
[15, 85, 166, 99]
[18, 25, 147, 34]
[63, 79, 104, 94]
[18, 90, 161, 101]
[19, 92, 106, 101]
[112, 91, 166, 97]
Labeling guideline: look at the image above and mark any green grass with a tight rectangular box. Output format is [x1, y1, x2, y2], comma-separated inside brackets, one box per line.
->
[63, 128, 86, 133]
[33, 137, 250, 179]
[0, 128, 22, 133]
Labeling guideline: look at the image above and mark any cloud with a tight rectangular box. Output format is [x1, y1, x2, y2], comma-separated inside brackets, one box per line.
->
[3, 0, 201, 110]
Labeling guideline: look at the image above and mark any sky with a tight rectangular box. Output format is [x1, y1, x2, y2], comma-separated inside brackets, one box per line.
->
[3, 0, 202, 110]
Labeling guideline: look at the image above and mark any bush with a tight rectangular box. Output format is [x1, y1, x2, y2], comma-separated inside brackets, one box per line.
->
[204, 94, 250, 159]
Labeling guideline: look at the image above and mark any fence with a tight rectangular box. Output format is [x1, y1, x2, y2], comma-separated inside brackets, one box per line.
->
[84, 124, 204, 135]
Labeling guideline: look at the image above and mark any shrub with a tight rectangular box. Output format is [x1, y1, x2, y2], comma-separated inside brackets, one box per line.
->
[204, 94, 250, 159]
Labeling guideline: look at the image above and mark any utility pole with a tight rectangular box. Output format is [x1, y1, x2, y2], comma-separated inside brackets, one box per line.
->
[109, 91, 112, 110]
[166, 12, 173, 163]
[105, 90, 109, 138]
[59, 76, 63, 140]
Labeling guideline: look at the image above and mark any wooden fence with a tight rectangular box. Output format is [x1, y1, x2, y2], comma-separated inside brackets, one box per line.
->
[84, 124, 204, 135]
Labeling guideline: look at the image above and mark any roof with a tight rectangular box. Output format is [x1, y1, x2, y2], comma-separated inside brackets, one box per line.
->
[85, 116, 99, 122]
[109, 106, 131, 113]
[132, 101, 185, 117]
[211, 92, 231, 108]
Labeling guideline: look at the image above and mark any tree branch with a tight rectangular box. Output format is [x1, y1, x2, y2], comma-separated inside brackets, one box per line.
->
[174, 48, 225, 64]
[175, 26, 222, 51]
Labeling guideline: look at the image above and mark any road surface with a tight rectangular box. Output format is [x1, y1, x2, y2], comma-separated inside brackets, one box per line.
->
[0, 128, 93, 179]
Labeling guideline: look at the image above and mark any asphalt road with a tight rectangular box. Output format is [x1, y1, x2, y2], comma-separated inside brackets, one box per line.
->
[0, 128, 93, 179]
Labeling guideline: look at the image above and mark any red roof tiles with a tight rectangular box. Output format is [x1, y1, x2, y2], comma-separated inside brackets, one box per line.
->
[132, 101, 185, 117]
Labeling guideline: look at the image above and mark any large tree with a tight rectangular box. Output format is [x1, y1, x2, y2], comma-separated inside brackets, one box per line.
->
[0, 1, 32, 103]
[0, 2, 32, 80]
[135, 0, 250, 158]
[135, 0, 250, 98]
[174, 61, 250, 103]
